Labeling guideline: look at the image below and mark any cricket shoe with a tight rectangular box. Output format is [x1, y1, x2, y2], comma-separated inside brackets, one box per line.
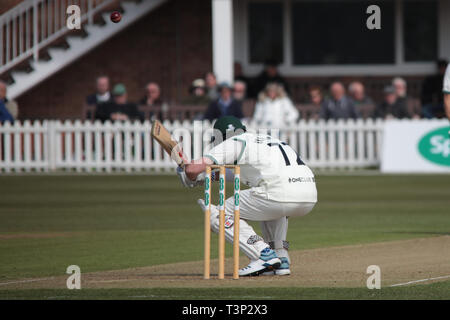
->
[239, 248, 281, 277]
[262, 257, 291, 276]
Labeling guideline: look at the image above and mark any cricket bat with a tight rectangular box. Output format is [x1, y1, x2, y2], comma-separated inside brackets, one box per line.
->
[151, 120, 188, 168]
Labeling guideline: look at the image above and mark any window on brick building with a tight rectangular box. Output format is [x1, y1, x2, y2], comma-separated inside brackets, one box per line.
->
[236, 0, 441, 76]
[248, 2, 284, 64]
[403, 0, 437, 62]
[291, 0, 395, 65]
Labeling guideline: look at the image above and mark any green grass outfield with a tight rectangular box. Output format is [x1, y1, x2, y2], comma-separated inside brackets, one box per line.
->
[0, 174, 449, 299]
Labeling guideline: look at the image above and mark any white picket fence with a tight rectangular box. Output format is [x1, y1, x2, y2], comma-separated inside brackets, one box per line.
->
[0, 119, 384, 173]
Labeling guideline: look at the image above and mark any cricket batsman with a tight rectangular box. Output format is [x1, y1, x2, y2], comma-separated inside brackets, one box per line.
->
[177, 116, 317, 276]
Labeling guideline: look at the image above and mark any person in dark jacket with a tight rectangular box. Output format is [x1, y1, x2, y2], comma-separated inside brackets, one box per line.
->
[0, 81, 17, 121]
[234, 62, 251, 92]
[392, 77, 420, 119]
[375, 85, 410, 119]
[86, 76, 112, 106]
[0, 99, 14, 123]
[139, 82, 164, 106]
[307, 85, 324, 120]
[95, 84, 143, 122]
[252, 60, 290, 98]
[203, 82, 244, 121]
[421, 59, 448, 118]
[183, 79, 211, 105]
[348, 81, 375, 106]
[320, 82, 359, 120]
[205, 72, 220, 101]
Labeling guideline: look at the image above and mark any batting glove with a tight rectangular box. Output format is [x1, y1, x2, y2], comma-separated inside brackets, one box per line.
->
[176, 166, 196, 188]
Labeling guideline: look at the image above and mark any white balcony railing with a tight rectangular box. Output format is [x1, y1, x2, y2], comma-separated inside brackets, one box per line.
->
[0, 0, 116, 75]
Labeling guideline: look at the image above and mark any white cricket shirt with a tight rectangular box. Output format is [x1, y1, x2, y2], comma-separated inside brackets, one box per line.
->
[205, 132, 317, 203]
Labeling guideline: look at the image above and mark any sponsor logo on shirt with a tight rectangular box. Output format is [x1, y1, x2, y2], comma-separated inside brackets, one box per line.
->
[288, 177, 315, 183]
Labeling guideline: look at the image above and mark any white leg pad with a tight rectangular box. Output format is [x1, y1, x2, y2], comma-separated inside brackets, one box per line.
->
[198, 199, 267, 261]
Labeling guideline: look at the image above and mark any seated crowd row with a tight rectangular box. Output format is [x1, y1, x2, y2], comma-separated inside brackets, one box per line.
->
[85, 77, 443, 128]
[1, 61, 447, 123]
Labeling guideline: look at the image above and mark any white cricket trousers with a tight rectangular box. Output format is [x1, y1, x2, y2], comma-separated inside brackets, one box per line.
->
[202, 189, 316, 261]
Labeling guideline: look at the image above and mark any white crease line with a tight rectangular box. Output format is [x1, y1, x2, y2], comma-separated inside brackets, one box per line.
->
[389, 275, 450, 287]
[0, 277, 55, 286]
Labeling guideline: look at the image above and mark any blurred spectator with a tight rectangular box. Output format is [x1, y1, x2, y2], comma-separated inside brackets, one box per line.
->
[421, 59, 448, 118]
[375, 85, 409, 119]
[392, 77, 407, 98]
[0, 80, 18, 121]
[183, 79, 210, 105]
[307, 85, 324, 120]
[204, 82, 244, 121]
[253, 83, 299, 128]
[252, 60, 290, 98]
[233, 81, 247, 102]
[86, 76, 112, 106]
[234, 62, 251, 90]
[392, 77, 408, 114]
[348, 81, 375, 105]
[320, 82, 359, 120]
[309, 86, 324, 106]
[205, 72, 219, 101]
[140, 82, 163, 106]
[392, 77, 420, 119]
[348, 81, 375, 118]
[95, 84, 143, 122]
[393, 77, 421, 118]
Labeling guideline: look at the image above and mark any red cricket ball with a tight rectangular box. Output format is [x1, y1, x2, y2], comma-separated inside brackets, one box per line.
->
[110, 11, 122, 23]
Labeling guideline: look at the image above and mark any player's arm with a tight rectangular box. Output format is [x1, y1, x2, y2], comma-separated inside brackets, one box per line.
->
[176, 157, 214, 188]
[185, 157, 214, 181]
[185, 137, 243, 181]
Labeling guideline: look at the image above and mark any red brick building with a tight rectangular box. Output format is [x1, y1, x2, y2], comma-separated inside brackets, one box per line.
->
[1, 0, 449, 120]
[2, 0, 213, 120]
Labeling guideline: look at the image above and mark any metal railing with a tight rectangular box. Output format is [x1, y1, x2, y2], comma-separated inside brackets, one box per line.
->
[0, 0, 116, 75]
[0, 119, 385, 172]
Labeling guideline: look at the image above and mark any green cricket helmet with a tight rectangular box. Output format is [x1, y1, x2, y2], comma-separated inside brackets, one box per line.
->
[212, 116, 246, 144]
